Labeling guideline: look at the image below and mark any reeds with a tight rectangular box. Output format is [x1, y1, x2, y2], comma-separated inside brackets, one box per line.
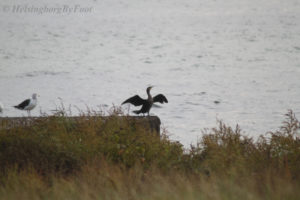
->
[0, 109, 300, 199]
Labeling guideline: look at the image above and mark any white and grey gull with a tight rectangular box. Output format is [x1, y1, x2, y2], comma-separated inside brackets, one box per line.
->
[0, 102, 3, 114]
[13, 93, 38, 116]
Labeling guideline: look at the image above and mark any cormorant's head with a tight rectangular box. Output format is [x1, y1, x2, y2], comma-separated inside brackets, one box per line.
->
[146, 86, 153, 94]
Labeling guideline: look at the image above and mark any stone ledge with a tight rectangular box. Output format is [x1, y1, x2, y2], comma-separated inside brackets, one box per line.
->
[0, 116, 161, 135]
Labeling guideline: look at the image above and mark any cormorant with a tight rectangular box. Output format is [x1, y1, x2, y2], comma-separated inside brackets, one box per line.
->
[14, 93, 38, 116]
[122, 86, 168, 115]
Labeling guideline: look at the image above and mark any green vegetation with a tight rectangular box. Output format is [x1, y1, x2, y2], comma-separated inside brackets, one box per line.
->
[0, 109, 300, 200]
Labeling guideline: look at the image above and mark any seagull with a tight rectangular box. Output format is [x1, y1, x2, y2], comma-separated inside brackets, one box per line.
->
[0, 102, 3, 114]
[122, 86, 168, 116]
[14, 93, 38, 116]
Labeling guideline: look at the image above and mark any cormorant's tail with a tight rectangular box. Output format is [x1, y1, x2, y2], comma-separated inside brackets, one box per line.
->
[133, 110, 141, 114]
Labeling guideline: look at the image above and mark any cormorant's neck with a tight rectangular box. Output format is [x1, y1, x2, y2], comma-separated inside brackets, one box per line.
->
[147, 89, 152, 99]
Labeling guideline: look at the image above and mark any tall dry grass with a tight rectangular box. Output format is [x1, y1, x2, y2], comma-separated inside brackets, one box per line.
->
[0, 109, 300, 199]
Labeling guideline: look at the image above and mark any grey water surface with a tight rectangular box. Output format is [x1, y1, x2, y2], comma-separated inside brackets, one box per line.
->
[0, 0, 300, 147]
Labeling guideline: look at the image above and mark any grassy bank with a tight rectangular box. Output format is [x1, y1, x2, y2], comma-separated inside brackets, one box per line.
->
[0, 110, 300, 199]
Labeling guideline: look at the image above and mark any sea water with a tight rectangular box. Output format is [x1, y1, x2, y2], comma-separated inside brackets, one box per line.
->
[0, 0, 300, 147]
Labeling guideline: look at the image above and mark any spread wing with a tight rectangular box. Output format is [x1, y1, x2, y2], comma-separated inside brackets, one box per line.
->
[122, 95, 146, 106]
[15, 99, 30, 109]
[153, 94, 168, 104]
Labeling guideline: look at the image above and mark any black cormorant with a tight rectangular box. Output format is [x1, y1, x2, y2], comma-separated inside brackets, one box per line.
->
[122, 86, 168, 115]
